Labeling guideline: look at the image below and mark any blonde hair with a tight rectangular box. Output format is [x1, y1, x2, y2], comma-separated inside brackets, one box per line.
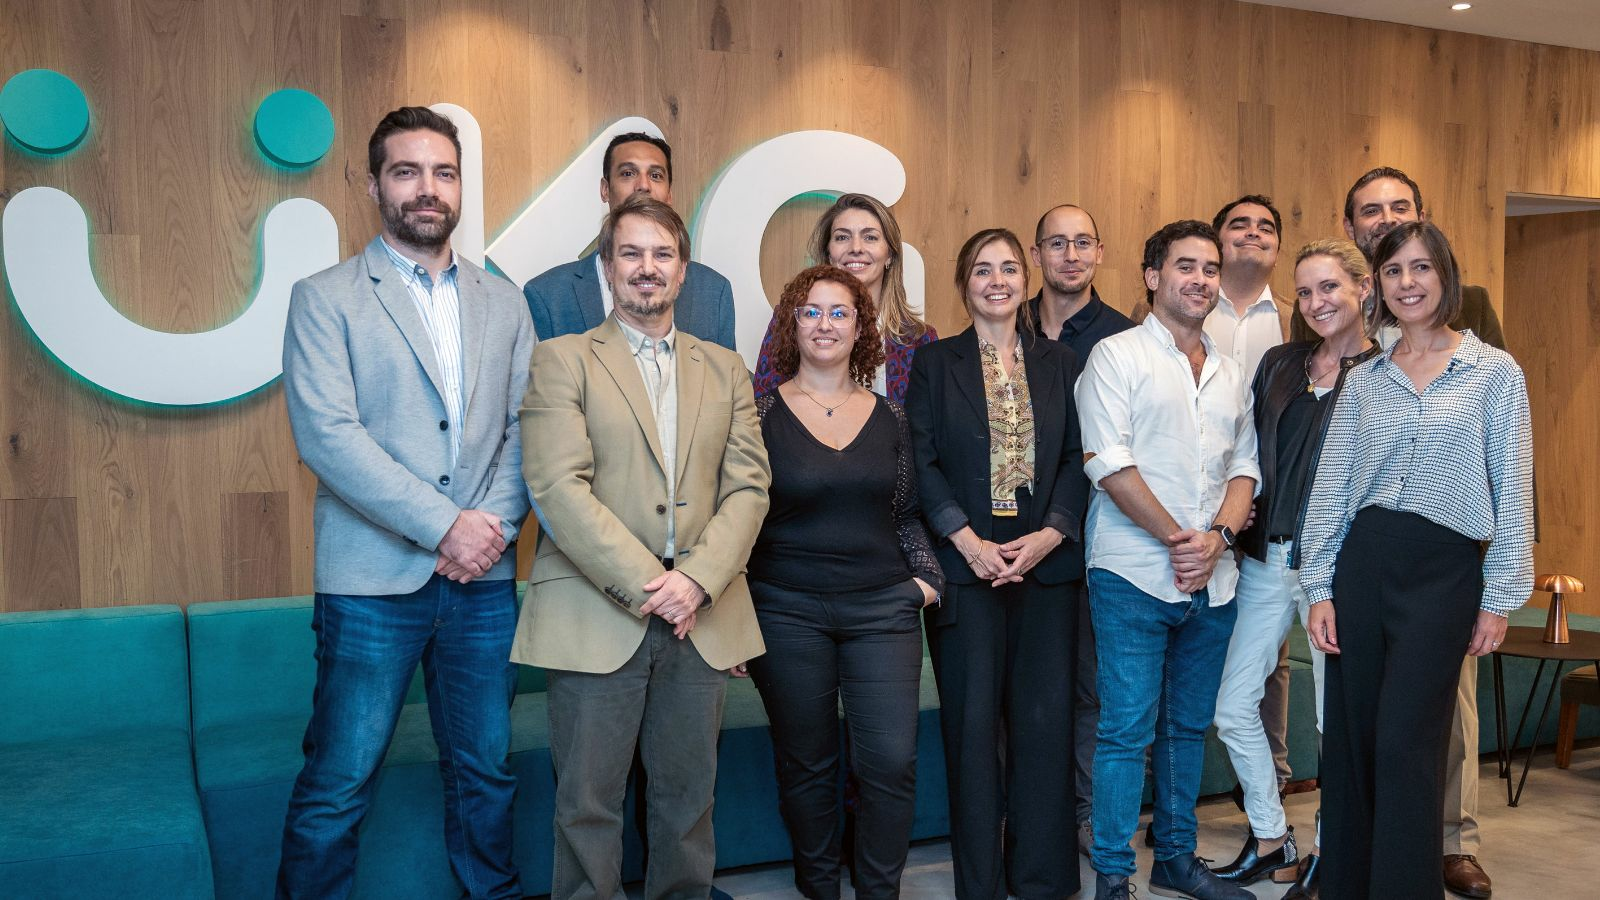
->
[1295, 238, 1374, 335]
[808, 194, 928, 343]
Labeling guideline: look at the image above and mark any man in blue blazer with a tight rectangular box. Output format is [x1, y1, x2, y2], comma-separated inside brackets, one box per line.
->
[522, 131, 736, 350]
[278, 107, 533, 900]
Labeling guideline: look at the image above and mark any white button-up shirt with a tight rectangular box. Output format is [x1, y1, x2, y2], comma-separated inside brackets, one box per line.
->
[1204, 283, 1283, 383]
[380, 238, 464, 466]
[1075, 313, 1261, 605]
[595, 254, 615, 318]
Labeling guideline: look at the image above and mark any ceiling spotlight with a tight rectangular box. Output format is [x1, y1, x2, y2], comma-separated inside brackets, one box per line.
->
[1451, 2, 1472, 9]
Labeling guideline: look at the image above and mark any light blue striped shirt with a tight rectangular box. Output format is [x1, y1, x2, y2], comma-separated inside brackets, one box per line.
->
[380, 238, 465, 466]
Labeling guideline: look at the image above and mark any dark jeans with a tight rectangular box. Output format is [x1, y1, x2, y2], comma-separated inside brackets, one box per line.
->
[547, 615, 728, 900]
[747, 578, 925, 900]
[1321, 507, 1480, 900]
[277, 576, 520, 900]
[1087, 567, 1236, 878]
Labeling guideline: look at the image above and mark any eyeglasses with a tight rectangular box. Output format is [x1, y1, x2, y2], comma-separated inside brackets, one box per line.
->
[794, 306, 857, 325]
[1041, 236, 1099, 254]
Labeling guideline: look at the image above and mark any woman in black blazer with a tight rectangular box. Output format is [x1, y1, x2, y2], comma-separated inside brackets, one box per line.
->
[905, 228, 1088, 900]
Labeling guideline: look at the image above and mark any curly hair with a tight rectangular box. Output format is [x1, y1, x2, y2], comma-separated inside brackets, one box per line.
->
[767, 264, 886, 387]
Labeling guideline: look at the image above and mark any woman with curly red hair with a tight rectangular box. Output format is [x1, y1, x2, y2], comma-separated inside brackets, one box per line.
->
[745, 263, 945, 900]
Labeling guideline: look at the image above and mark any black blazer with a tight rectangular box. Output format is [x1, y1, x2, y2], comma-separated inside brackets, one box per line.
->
[905, 327, 1088, 610]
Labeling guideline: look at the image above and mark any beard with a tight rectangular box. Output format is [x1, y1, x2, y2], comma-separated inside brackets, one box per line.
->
[380, 193, 459, 250]
[1043, 267, 1091, 296]
[1356, 225, 1393, 260]
[612, 275, 678, 319]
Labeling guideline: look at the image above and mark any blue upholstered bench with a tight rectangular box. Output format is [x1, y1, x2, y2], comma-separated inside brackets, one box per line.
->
[184, 594, 950, 898]
[0, 605, 214, 900]
[186, 595, 555, 900]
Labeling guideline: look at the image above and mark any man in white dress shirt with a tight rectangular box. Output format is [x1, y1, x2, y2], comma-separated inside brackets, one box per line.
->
[1206, 193, 1298, 805]
[1075, 220, 1260, 900]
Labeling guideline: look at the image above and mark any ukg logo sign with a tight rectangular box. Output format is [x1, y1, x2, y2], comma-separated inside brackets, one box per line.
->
[0, 71, 921, 406]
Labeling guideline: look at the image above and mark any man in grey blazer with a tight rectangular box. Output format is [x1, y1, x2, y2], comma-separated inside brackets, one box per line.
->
[278, 107, 534, 900]
[522, 131, 736, 351]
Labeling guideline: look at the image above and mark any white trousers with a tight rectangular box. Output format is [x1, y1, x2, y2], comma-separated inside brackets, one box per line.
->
[1213, 541, 1325, 841]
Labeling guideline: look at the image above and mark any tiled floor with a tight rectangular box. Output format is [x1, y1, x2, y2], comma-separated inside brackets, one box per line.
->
[703, 748, 1600, 898]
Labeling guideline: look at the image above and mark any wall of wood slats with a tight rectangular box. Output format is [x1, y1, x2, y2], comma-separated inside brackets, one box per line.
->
[1506, 211, 1600, 617]
[2, 0, 1597, 611]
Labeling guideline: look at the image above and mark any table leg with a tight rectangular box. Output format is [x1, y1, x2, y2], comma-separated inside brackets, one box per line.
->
[1494, 653, 1509, 784]
[1511, 661, 1567, 807]
[1504, 659, 1546, 806]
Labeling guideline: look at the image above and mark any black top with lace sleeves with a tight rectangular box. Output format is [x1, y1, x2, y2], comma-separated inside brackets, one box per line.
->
[752, 391, 945, 595]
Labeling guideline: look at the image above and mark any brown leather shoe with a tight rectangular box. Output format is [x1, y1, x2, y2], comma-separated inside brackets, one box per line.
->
[1444, 854, 1492, 898]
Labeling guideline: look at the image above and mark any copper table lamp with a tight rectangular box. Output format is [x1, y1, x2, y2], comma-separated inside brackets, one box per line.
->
[1534, 574, 1584, 644]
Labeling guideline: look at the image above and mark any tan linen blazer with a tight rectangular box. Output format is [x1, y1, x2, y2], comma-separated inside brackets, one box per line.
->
[511, 316, 770, 674]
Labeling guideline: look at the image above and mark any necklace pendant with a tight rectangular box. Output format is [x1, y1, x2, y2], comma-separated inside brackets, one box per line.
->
[826, 409, 833, 417]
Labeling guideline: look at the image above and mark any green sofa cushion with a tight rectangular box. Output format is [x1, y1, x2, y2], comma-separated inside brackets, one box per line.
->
[0, 605, 191, 743]
[0, 730, 213, 899]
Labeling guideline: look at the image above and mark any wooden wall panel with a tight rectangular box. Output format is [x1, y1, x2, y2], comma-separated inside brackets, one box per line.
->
[3, 0, 1600, 609]
[1, 498, 82, 611]
[1505, 211, 1600, 618]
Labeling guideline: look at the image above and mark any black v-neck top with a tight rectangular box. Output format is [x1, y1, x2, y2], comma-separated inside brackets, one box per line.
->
[749, 391, 944, 594]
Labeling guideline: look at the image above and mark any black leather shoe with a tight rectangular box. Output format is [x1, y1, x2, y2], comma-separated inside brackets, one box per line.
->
[1149, 852, 1252, 899]
[1208, 826, 1298, 884]
[1095, 872, 1137, 899]
[1284, 853, 1321, 899]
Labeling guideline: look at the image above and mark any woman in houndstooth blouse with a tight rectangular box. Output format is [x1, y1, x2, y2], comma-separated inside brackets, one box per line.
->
[1297, 220, 1534, 900]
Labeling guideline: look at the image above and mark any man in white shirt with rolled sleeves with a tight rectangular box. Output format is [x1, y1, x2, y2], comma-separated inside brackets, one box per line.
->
[1074, 220, 1259, 900]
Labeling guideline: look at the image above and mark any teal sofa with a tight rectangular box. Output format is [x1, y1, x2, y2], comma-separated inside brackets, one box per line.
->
[0, 605, 214, 899]
[185, 594, 949, 898]
[5, 596, 1594, 900]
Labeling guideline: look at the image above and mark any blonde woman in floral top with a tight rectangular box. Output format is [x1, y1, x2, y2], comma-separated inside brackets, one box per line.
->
[905, 228, 1089, 900]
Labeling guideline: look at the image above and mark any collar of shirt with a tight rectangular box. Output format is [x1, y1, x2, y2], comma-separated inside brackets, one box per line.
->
[1374, 328, 1486, 377]
[380, 237, 458, 287]
[977, 333, 1024, 367]
[614, 314, 677, 359]
[1212, 282, 1276, 319]
[594, 253, 614, 317]
[1028, 287, 1106, 341]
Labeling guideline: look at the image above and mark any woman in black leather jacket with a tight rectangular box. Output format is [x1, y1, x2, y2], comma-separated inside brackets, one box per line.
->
[1208, 239, 1379, 899]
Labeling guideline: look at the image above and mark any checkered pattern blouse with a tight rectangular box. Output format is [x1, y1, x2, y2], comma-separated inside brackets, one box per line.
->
[1297, 331, 1534, 616]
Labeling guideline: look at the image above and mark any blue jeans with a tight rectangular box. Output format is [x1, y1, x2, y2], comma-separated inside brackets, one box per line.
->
[1087, 568, 1237, 878]
[277, 575, 521, 900]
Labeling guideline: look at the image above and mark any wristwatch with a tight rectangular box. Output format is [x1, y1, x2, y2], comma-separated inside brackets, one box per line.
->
[1210, 523, 1237, 550]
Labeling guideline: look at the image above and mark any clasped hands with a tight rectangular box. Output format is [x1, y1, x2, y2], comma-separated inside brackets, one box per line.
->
[1165, 527, 1226, 594]
[639, 569, 707, 640]
[962, 526, 1063, 586]
[435, 509, 506, 583]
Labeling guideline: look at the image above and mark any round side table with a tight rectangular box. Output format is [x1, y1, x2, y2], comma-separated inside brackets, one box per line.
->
[1491, 626, 1600, 806]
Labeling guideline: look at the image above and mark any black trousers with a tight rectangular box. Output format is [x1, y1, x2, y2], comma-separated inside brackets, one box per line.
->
[1321, 507, 1481, 900]
[747, 578, 926, 900]
[926, 511, 1080, 900]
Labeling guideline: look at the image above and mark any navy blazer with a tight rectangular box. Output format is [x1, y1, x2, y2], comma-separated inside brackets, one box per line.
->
[522, 250, 737, 350]
[905, 327, 1088, 613]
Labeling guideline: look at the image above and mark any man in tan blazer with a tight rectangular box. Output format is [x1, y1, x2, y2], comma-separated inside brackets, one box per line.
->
[513, 194, 769, 900]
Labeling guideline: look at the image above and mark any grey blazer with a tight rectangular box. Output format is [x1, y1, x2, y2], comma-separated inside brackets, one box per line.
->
[522, 250, 737, 351]
[283, 237, 535, 596]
